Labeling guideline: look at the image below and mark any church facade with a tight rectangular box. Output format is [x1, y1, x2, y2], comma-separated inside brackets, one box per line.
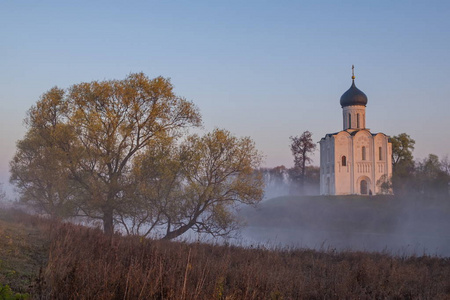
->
[319, 71, 393, 195]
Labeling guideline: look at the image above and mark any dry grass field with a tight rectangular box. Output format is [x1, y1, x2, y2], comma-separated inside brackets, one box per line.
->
[0, 203, 449, 299]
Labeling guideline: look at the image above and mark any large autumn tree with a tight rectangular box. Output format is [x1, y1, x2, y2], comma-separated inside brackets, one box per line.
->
[11, 73, 265, 239]
[11, 73, 201, 234]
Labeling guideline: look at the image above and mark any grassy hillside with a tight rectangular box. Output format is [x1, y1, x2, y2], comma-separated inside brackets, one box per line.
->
[0, 207, 49, 297]
[0, 204, 450, 299]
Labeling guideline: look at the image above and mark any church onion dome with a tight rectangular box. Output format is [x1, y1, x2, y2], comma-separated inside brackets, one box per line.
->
[340, 79, 368, 107]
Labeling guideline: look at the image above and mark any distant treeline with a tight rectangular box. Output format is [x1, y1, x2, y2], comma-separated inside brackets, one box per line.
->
[389, 133, 450, 197]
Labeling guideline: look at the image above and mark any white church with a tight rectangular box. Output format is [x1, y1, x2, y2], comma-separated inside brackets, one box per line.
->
[319, 69, 393, 195]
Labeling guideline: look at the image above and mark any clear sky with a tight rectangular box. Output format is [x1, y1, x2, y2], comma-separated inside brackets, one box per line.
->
[1, 1, 450, 197]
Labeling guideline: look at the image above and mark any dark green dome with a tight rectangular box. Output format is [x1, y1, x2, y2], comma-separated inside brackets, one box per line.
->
[340, 80, 368, 107]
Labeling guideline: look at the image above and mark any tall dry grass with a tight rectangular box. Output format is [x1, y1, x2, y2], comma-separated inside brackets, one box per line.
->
[30, 220, 450, 299]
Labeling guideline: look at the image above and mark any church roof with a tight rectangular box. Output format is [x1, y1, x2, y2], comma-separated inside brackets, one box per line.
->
[340, 79, 368, 107]
[321, 130, 389, 139]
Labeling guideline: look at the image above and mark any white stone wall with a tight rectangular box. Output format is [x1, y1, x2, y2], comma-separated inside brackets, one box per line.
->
[373, 133, 393, 194]
[320, 136, 336, 195]
[334, 131, 352, 195]
[320, 130, 393, 195]
[353, 130, 374, 194]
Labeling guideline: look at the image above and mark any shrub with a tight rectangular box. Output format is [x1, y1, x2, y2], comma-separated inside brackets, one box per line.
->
[0, 284, 29, 300]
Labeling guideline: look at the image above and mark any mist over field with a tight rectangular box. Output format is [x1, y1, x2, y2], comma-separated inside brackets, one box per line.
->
[238, 194, 450, 257]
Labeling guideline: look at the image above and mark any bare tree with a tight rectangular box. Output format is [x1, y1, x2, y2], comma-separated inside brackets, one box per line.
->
[289, 131, 317, 189]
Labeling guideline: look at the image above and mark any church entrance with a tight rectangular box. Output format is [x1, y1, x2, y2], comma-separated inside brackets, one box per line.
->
[360, 180, 368, 195]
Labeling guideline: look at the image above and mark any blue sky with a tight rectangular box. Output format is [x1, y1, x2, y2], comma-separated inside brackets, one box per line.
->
[1, 1, 450, 197]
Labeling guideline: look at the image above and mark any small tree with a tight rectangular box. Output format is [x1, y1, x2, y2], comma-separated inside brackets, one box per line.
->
[391, 133, 415, 195]
[376, 174, 393, 195]
[0, 183, 6, 202]
[414, 154, 449, 197]
[289, 131, 317, 190]
[391, 133, 415, 167]
[440, 155, 450, 176]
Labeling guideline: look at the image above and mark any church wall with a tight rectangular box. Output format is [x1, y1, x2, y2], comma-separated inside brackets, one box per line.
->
[353, 130, 374, 195]
[334, 132, 352, 195]
[319, 138, 326, 195]
[387, 142, 392, 177]
[320, 131, 393, 196]
[319, 137, 336, 195]
[373, 134, 393, 194]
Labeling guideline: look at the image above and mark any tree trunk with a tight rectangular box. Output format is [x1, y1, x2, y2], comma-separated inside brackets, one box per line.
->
[162, 225, 191, 240]
[301, 150, 306, 193]
[103, 206, 114, 235]
[162, 215, 200, 240]
[104, 176, 118, 235]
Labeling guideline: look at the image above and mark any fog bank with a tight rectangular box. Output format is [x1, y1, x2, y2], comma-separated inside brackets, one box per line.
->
[238, 195, 450, 257]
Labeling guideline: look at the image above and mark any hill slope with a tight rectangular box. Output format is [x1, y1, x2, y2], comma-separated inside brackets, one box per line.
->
[0, 207, 48, 295]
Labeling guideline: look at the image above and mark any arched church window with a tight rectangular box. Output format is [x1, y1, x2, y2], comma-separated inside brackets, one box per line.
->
[357, 114, 360, 128]
[362, 146, 366, 160]
[379, 147, 382, 160]
[348, 114, 351, 128]
[342, 156, 347, 166]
